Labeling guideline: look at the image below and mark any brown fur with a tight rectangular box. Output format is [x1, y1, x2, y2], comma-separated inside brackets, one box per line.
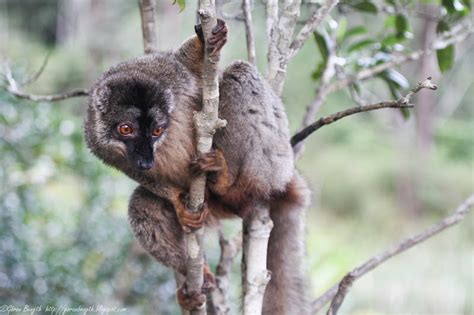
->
[85, 21, 310, 314]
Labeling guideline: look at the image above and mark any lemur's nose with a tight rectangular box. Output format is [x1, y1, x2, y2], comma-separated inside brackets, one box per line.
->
[137, 160, 154, 171]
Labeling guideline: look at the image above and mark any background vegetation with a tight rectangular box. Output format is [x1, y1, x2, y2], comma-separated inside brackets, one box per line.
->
[0, 0, 472, 314]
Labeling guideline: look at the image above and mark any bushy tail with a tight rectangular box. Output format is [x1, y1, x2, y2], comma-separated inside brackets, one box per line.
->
[263, 173, 311, 315]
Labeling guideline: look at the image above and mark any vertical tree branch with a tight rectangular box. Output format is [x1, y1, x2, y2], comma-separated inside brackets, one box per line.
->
[138, 0, 158, 54]
[211, 230, 243, 314]
[242, 202, 273, 314]
[266, 0, 302, 96]
[242, 0, 257, 66]
[287, 0, 339, 59]
[185, 1, 226, 314]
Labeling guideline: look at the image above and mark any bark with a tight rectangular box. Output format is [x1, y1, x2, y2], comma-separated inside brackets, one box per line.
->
[185, 1, 226, 314]
[138, 0, 158, 54]
[242, 202, 273, 315]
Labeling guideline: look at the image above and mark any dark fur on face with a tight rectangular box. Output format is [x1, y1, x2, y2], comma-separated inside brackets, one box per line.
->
[95, 73, 175, 171]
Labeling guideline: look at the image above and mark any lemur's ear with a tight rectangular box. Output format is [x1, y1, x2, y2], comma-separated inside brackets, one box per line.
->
[162, 88, 175, 113]
[92, 85, 110, 113]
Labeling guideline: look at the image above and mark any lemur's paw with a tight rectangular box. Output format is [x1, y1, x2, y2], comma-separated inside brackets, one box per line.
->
[177, 285, 206, 311]
[202, 263, 216, 294]
[177, 194, 209, 233]
[209, 19, 228, 56]
[190, 149, 224, 177]
[194, 19, 228, 57]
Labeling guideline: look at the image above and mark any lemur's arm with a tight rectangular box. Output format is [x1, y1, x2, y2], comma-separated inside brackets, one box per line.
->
[175, 19, 228, 78]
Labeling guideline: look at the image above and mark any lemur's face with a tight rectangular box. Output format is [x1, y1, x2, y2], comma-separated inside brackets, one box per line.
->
[93, 75, 174, 171]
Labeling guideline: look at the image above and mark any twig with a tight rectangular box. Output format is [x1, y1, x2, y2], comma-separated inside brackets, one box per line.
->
[3, 86, 89, 102]
[291, 77, 438, 147]
[138, 0, 158, 54]
[265, 0, 278, 42]
[21, 52, 51, 86]
[185, 2, 227, 314]
[293, 29, 336, 156]
[242, 0, 257, 66]
[211, 229, 243, 315]
[310, 194, 474, 315]
[288, 0, 339, 59]
[266, 0, 302, 96]
[325, 23, 473, 95]
[242, 202, 273, 315]
[1, 62, 89, 101]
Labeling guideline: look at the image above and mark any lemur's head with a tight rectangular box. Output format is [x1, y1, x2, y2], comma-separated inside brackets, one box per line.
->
[88, 71, 175, 171]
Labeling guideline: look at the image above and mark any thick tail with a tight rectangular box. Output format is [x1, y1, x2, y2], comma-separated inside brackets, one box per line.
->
[263, 173, 311, 315]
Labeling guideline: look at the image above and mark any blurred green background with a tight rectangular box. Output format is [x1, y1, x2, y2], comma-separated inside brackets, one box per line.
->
[0, 1, 472, 314]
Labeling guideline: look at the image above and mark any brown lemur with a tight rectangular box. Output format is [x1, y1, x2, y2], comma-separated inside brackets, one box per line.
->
[85, 19, 310, 314]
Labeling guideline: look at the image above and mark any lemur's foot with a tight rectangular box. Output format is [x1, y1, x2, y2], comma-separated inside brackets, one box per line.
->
[194, 19, 228, 56]
[176, 264, 215, 310]
[202, 263, 216, 294]
[177, 192, 209, 233]
[177, 286, 206, 311]
[190, 149, 224, 177]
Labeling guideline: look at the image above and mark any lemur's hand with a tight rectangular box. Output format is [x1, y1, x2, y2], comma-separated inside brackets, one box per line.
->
[190, 149, 225, 177]
[194, 19, 228, 57]
[175, 191, 209, 233]
[176, 263, 215, 310]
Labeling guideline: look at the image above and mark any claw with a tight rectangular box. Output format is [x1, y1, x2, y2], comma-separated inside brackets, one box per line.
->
[177, 285, 206, 311]
[177, 202, 209, 233]
[190, 149, 224, 176]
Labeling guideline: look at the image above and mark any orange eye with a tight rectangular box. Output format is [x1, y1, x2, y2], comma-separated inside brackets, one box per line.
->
[152, 127, 164, 137]
[118, 124, 134, 136]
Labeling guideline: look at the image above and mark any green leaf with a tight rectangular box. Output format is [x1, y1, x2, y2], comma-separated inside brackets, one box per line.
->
[381, 34, 403, 47]
[436, 20, 450, 34]
[462, 0, 471, 10]
[311, 61, 326, 81]
[400, 107, 411, 119]
[343, 26, 367, 42]
[350, 1, 378, 13]
[384, 69, 409, 89]
[442, 0, 466, 13]
[172, 0, 186, 11]
[395, 14, 409, 38]
[436, 44, 455, 72]
[347, 38, 377, 52]
[336, 18, 348, 43]
[313, 32, 329, 61]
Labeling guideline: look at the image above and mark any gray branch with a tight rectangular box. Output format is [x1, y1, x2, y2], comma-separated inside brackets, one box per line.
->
[138, 0, 158, 54]
[211, 229, 243, 315]
[311, 194, 474, 315]
[291, 77, 438, 147]
[242, 0, 257, 66]
[185, 2, 227, 314]
[288, 0, 339, 59]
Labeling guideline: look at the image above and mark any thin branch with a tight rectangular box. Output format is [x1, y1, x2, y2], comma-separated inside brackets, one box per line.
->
[21, 52, 51, 86]
[293, 29, 336, 156]
[185, 2, 227, 314]
[3, 86, 89, 102]
[311, 194, 474, 315]
[288, 0, 339, 59]
[242, 0, 257, 66]
[291, 77, 438, 147]
[211, 229, 243, 315]
[138, 0, 158, 54]
[1, 62, 89, 101]
[266, 0, 302, 96]
[325, 23, 473, 95]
